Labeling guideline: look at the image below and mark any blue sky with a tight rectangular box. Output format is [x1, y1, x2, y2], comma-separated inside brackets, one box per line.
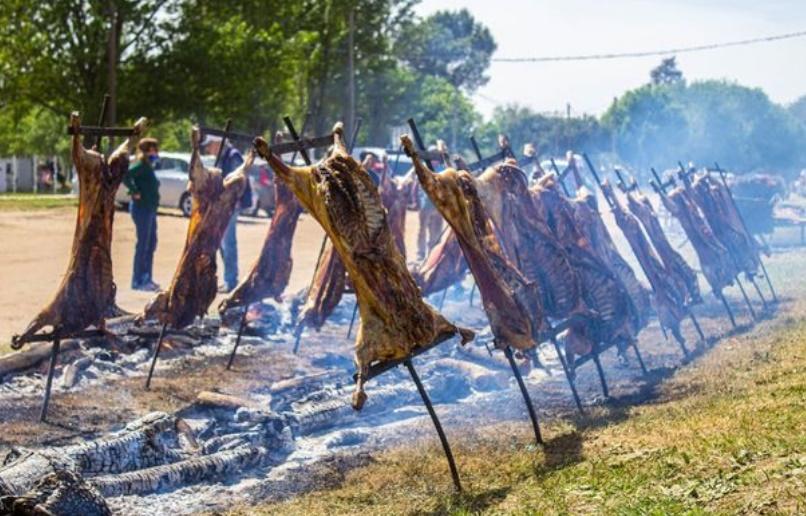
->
[416, 0, 806, 117]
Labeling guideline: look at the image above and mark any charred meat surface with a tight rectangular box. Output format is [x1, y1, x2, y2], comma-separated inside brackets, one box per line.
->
[625, 188, 701, 305]
[411, 228, 467, 297]
[220, 177, 303, 316]
[254, 124, 473, 410]
[660, 185, 736, 294]
[403, 136, 545, 351]
[141, 128, 250, 329]
[603, 182, 687, 334]
[295, 239, 347, 332]
[12, 113, 148, 349]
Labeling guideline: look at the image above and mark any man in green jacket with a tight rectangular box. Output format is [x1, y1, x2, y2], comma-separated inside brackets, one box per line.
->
[124, 138, 161, 291]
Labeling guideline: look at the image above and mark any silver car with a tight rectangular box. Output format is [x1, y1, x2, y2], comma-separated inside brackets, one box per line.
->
[115, 152, 214, 217]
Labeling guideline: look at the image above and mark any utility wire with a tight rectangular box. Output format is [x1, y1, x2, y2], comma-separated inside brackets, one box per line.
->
[493, 29, 806, 63]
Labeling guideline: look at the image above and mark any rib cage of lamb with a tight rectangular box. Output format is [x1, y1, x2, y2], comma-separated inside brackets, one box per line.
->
[411, 228, 467, 296]
[219, 176, 303, 318]
[12, 113, 149, 349]
[624, 186, 701, 306]
[602, 181, 688, 339]
[295, 239, 347, 332]
[254, 123, 474, 410]
[403, 136, 546, 352]
[141, 128, 251, 329]
[659, 183, 736, 294]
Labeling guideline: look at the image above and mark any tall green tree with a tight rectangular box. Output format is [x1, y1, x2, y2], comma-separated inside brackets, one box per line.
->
[650, 56, 684, 86]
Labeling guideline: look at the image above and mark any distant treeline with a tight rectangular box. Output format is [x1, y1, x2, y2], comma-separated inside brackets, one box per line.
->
[0, 2, 803, 178]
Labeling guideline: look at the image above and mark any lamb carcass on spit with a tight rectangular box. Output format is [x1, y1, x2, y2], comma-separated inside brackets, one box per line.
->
[378, 163, 414, 258]
[688, 172, 760, 276]
[12, 113, 149, 349]
[624, 186, 701, 305]
[295, 239, 346, 332]
[403, 136, 547, 352]
[659, 184, 736, 295]
[254, 124, 473, 410]
[219, 175, 303, 317]
[141, 128, 251, 329]
[530, 175, 640, 359]
[602, 181, 689, 344]
[411, 228, 467, 297]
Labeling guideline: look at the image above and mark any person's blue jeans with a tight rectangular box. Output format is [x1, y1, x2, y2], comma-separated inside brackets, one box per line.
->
[130, 202, 157, 287]
[220, 211, 239, 289]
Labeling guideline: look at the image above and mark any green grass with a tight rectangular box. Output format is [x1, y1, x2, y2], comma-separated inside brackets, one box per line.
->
[228, 307, 806, 515]
[0, 193, 77, 211]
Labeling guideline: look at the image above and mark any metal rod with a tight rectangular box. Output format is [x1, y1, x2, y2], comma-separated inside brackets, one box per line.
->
[39, 334, 61, 422]
[438, 287, 449, 311]
[404, 359, 462, 492]
[748, 274, 769, 311]
[735, 276, 758, 320]
[549, 158, 571, 197]
[504, 346, 543, 445]
[292, 323, 304, 355]
[582, 153, 614, 208]
[283, 117, 310, 165]
[145, 322, 168, 389]
[213, 119, 233, 168]
[346, 302, 358, 339]
[94, 94, 111, 153]
[630, 340, 648, 374]
[713, 163, 778, 302]
[407, 118, 435, 172]
[688, 309, 706, 343]
[550, 337, 584, 413]
[288, 113, 311, 163]
[226, 307, 249, 370]
[591, 349, 610, 399]
[468, 283, 476, 306]
[717, 290, 738, 329]
[670, 325, 690, 356]
[469, 136, 483, 160]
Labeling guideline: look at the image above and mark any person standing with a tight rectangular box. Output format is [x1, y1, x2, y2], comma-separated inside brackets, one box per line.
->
[199, 135, 252, 292]
[124, 138, 161, 291]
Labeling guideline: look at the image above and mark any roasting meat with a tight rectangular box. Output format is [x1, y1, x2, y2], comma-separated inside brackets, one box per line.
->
[572, 187, 651, 332]
[295, 239, 347, 331]
[625, 188, 701, 305]
[603, 182, 688, 334]
[403, 136, 546, 351]
[531, 175, 639, 354]
[379, 167, 412, 258]
[688, 173, 760, 276]
[219, 177, 303, 316]
[12, 113, 148, 349]
[411, 228, 467, 296]
[141, 128, 251, 328]
[254, 124, 473, 410]
[659, 185, 736, 294]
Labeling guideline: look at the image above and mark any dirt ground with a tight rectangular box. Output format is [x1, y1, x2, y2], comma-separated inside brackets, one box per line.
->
[0, 207, 423, 347]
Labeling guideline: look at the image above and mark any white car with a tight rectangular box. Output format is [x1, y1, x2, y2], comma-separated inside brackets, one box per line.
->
[115, 152, 214, 217]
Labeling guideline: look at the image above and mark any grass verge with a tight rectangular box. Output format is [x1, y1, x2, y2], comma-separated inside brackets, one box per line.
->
[0, 193, 77, 211]
[229, 308, 806, 515]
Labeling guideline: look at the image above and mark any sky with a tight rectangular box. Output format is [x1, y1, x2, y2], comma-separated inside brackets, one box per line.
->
[416, 0, 806, 118]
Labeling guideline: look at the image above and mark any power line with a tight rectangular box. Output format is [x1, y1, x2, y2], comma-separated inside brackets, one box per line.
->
[493, 29, 806, 63]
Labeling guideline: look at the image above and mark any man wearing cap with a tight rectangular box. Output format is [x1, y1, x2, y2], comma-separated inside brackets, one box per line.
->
[199, 134, 252, 292]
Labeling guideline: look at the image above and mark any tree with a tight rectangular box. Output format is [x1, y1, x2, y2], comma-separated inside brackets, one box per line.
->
[650, 56, 684, 86]
[395, 9, 496, 93]
[789, 95, 806, 126]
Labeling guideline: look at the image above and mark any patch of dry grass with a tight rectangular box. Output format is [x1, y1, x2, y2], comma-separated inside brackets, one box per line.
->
[228, 303, 806, 515]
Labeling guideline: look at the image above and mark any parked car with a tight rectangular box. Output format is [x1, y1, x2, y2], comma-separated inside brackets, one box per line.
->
[116, 152, 276, 218]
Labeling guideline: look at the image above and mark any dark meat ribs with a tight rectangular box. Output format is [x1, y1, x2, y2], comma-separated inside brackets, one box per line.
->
[141, 128, 250, 329]
[689, 173, 760, 276]
[403, 136, 546, 351]
[254, 124, 473, 409]
[530, 175, 638, 353]
[12, 113, 148, 349]
[572, 186, 652, 332]
[602, 182, 687, 334]
[411, 228, 467, 296]
[475, 163, 586, 322]
[660, 185, 736, 294]
[378, 168, 412, 258]
[296, 239, 346, 331]
[219, 177, 303, 315]
[625, 188, 701, 305]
